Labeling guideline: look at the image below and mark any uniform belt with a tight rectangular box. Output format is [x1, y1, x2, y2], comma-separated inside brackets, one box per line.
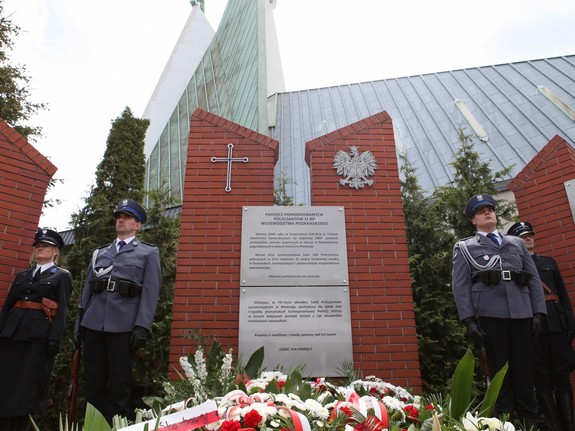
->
[90, 278, 142, 297]
[471, 270, 532, 286]
[14, 300, 43, 311]
[545, 294, 560, 301]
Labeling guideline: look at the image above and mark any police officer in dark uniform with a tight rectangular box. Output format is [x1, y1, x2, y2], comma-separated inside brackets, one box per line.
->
[508, 221, 575, 431]
[0, 228, 72, 431]
[76, 199, 162, 421]
[452, 194, 546, 429]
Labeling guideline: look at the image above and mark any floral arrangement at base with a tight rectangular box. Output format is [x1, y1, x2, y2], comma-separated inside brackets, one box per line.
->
[139, 344, 517, 431]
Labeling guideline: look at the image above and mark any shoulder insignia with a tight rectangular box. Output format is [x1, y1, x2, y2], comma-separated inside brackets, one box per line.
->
[140, 240, 157, 247]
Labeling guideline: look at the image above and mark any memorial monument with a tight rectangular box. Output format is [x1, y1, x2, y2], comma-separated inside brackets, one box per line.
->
[169, 108, 422, 390]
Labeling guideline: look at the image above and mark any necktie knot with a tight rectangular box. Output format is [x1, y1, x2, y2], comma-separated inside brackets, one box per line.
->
[33, 267, 42, 281]
[118, 240, 126, 251]
[486, 233, 499, 246]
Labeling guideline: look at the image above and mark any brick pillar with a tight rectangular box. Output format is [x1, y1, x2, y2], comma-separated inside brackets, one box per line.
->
[0, 120, 57, 308]
[508, 134, 575, 393]
[509, 135, 575, 294]
[305, 111, 422, 391]
[168, 109, 278, 376]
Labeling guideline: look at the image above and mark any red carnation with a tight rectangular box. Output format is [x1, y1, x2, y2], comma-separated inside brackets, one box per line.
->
[243, 410, 263, 428]
[220, 420, 241, 431]
[339, 406, 354, 417]
[403, 404, 419, 418]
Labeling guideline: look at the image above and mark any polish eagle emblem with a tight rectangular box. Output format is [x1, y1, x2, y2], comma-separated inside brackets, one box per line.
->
[333, 146, 378, 189]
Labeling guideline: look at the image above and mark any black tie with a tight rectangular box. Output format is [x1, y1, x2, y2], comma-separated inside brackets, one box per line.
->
[118, 240, 126, 251]
[33, 268, 42, 281]
[486, 233, 499, 246]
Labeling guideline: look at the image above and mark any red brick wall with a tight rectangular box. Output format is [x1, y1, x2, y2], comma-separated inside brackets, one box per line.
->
[508, 135, 575, 394]
[0, 119, 57, 308]
[170, 109, 421, 392]
[508, 135, 575, 294]
[305, 111, 421, 391]
[169, 109, 279, 372]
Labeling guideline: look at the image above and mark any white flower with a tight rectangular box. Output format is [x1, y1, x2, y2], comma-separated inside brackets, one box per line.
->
[303, 398, 329, 419]
[194, 347, 208, 381]
[245, 370, 287, 392]
[277, 408, 291, 419]
[179, 356, 196, 383]
[274, 392, 305, 410]
[162, 381, 177, 398]
[220, 349, 234, 383]
[501, 421, 516, 431]
[458, 412, 516, 431]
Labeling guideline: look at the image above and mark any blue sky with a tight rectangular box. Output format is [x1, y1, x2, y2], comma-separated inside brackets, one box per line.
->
[3, 0, 575, 231]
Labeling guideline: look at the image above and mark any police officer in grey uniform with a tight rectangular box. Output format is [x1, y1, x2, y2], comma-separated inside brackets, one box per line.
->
[452, 194, 546, 429]
[77, 199, 162, 420]
[508, 221, 575, 431]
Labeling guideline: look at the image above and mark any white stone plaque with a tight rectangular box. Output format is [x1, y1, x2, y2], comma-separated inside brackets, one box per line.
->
[239, 206, 353, 376]
[240, 206, 349, 286]
[238, 286, 353, 377]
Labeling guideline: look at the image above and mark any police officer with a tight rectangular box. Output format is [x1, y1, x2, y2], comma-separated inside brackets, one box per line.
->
[452, 194, 546, 429]
[507, 221, 575, 431]
[0, 228, 72, 430]
[76, 199, 162, 421]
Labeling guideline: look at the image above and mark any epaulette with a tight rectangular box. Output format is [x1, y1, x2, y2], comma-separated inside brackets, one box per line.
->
[52, 267, 73, 278]
[99, 243, 112, 250]
[140, 240, 157, 247]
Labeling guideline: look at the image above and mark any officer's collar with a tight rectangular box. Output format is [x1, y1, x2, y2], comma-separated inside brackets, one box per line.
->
[115, 236, 136, 245]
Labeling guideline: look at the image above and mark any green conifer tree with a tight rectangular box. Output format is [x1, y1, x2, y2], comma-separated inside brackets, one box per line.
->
[66, 107, 149, 278]
[432, 127, 515, 239]
[131, 186, 180, 404]
[0, 0, 45, 140]
[400, 152, 466, 393]
[42, 107, 150, 428]
[274, 171, 296, 206]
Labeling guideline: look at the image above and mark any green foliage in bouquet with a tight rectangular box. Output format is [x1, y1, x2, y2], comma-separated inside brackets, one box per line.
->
[143, 337, 265, 412]
[448, 348, 507, 421]
[30, 403, 142, 431]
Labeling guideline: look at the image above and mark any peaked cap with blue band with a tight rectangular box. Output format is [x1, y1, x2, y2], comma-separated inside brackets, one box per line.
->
[114, 199, 147, 223]
[464, 193, 496, 220]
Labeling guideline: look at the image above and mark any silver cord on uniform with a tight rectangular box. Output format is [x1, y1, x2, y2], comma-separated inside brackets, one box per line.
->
[457, 240, 502, 271]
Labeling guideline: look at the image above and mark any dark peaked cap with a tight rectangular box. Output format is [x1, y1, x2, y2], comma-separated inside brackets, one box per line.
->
[33, 228, 64, 248]
[113, 199, 147, 223]
[507, 221, 535, 237]
[464, 193, 496, 220]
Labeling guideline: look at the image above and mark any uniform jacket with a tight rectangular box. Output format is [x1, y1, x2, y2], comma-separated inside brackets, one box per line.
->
[533, 253, 575, 333]
[80, 238, 162, 333]
[0, 266, 72, 342]
[452, 232, 546, 321]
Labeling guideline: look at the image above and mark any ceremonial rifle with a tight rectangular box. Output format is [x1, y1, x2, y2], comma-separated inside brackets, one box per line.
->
[479, 343, 491, 387]
[67, 334, 81, 424]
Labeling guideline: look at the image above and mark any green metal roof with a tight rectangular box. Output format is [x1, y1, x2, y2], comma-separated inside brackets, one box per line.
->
[145, 0, 273, 202]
